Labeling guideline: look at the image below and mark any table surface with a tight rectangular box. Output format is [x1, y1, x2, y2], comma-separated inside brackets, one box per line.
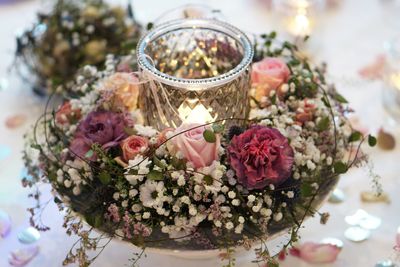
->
[1, 0, 400, 266]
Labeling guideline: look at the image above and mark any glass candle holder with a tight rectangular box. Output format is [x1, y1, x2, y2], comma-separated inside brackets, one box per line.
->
[137, 19, 253, 130]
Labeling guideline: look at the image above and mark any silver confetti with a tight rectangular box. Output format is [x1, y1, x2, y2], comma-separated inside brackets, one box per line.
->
[344, 226, 370, 242]
[345, 209, 381, 230]
[320, 237, 344, 249]
[17, 227, 40, 244]
[328, 188, 346, 203]
[375, 260, 396, 267]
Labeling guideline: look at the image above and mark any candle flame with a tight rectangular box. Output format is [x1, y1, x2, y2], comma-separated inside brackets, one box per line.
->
[178, 103, 214, 124]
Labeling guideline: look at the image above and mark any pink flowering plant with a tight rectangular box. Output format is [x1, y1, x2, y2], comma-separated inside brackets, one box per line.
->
[22, 32, 379, 267]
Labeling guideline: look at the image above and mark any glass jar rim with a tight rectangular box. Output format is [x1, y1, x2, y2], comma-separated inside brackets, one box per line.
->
[136, 18, 254, 90]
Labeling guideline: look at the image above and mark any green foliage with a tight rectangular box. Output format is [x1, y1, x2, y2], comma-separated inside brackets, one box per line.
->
[203, 129, 217, 143]
[368, 135, 377, 147]
[333, 161, 348, 174]
[147, 170, 163, 181]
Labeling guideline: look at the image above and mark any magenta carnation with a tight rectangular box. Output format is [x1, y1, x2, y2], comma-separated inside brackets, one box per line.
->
[227, 125, 294, 190]
[69, 110, 133, 159]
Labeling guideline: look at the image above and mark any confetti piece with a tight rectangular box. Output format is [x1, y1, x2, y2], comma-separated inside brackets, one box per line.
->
[377, 128, 396, 150]
[361, 191, 391, 204]
[0, 210, 11, 238]
[17, 227, 41, 244]
[375, 260, 396, 267]
[344, 226, 370, 242]
[5, 114, 27, 129]
[328, 188, 346, 203]
[345, 209, 381, 230]
[320, 237, 344, 249]
[9, 246, 39, 266]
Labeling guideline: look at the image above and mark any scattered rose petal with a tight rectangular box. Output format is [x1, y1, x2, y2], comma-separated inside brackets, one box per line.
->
[377, 128, 396, 150]
[289, 242, 341, 263]
[358, 54, 386, 80]
[395, 227, 400, 251]
[5, 114, 27, 129]
[0, 210, 11, 238]
[17, 227, 41, 244]
[9, 246, 39, 266]
[361, 191, 391, 204]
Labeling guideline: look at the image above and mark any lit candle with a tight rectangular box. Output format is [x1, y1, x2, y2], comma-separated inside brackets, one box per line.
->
[282, 0, 314, 38]
[137, 19, 253, 130]
[389, 73, 400, 90]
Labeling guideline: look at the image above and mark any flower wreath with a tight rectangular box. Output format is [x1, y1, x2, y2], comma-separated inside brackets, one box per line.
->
[14, 0, 142, 96]
[23, 32, 379, 267]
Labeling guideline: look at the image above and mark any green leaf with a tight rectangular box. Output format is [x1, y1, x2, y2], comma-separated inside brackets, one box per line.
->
[368, 134, 377, 147]
[321, 96, 331, 108]
[348, 131, 362, 142]
[203, 129, 216, 143]
[203, 175, 213, 186]
[300, 183, 313, 197]
[48, 171, 57, 182]
[147, 170, 163, 181]
[146, 22, 154, 30]
[85, 149, 94, 158]
[30, 144, 41, 150]
[333, 161, 348, 174]
[267, 260, 279, 267]
[153, 156, 167, 170]
[316, 116, 330, 131]
[99, 171, 111, 185]
[85, 214, 103, 228]
[124, 127, 136, 136]
[171, 157, 186, 170]
[334, 92, 348, 103]
[212, 124, 224, 133]
[269, 31, 277, 39]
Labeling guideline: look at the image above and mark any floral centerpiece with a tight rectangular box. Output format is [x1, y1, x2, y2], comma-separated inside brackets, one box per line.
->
[23, 32, 379, 267]
[14, 0, 142, 96]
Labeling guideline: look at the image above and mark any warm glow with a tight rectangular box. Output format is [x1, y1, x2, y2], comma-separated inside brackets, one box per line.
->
[390, 73, 400, 90]
[287, 9, 312, 37]
[178, 103, 214, 124]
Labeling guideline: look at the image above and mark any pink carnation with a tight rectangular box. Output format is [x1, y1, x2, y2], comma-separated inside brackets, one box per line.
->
[227, 125, 294, 190]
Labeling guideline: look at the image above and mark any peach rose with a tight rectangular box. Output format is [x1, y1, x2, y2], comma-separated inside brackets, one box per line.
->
[251, 57, 290, 101]
[55, 101, 81, 125]
[295, 99, 315, 125]
[102, 73, 140, 111]
[120, 135, 149, 162]
[172, 123, 220, 169]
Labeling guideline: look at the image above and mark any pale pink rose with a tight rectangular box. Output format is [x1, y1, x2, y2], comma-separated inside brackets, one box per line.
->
[172, 123, 220, 169]
[102, 72, 140, 111]
[290, 242, 341, 264]
[251, 57, 290, 101]
[120, 135, 149, 161]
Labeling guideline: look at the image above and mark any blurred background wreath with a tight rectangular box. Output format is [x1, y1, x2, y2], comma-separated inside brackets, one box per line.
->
[14, 0, 142, 96]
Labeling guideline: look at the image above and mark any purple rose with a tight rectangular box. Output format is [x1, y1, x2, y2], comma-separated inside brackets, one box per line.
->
[227, 125, 294, 190]
[70, 111, 132, 159]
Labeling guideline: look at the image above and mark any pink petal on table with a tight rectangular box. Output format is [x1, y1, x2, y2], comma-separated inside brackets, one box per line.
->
[9, 246, 39, 266]
[395, 230, 400, 250]
[290, 242, 341, 264]
[5, 114, 27, 129]
[0, 210, 11, 237]
[358, 54, 386, 80]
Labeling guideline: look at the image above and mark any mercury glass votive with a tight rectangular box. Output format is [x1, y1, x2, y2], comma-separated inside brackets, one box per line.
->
[137, 19, 253, 130]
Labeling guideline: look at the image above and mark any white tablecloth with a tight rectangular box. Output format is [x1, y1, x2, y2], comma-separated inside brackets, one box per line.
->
[1, 0, 400, 266]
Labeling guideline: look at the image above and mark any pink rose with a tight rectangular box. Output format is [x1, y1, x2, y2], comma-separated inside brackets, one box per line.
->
[290, 242, 341, 264]
[172, 123, 220, 169]
[251, 57, 290, 101]
[55, 101, 81, 125]
[120, 135, 149, 161]
[228, 125, 294, 190]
